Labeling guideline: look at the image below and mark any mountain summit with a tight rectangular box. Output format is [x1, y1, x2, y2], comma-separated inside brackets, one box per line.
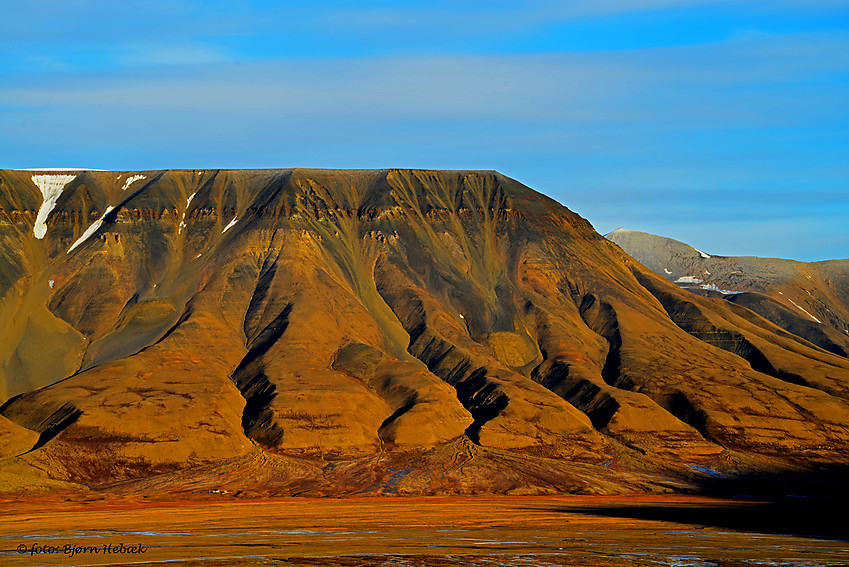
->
[1, 169, 848, 496]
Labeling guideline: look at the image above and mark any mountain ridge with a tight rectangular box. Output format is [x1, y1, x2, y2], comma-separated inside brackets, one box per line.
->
[606, 228, 849, 358]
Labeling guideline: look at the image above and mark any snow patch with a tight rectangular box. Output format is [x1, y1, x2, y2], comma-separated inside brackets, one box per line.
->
[704, 270, 710, 275]
[17, 168, 105, 171]
[120, 174, 145, 192]
[700, 283, 738, 295]
[693, 247, 711, 259]
[178, 192, 198, 235]
[459, 314, 465, 319]
[664, 268, 672, 275]
[787, 299, 821, 323]
[675, 276, 703, 284]
[32, 174, 77, 239]
[221, 216, 238, 234]
[68, 206, 114, 253]
[48, 279, 54, 289]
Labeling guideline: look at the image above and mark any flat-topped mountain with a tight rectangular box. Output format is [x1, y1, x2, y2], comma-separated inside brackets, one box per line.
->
[1, 169, 848, 497]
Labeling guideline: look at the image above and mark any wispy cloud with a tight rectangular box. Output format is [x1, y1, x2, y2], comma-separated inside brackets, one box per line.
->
[4, 0, 847, 72]
[115, 44, 234, 67]
[3, 32, 846, 123]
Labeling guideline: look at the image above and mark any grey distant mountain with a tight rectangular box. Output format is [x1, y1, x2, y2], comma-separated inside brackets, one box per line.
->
[606, 228, 849, 358]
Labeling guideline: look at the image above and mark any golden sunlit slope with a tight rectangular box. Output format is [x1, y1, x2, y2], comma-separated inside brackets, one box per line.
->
[1, 169, 848, 496]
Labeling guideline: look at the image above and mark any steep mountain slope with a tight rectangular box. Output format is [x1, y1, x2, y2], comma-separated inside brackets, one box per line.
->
[606, 229, 849, 358]
[1, 170, 848, 496]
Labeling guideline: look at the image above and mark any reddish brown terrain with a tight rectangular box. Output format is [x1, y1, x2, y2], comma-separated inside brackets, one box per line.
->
[1, 494, 848, 566]
[1, 168, 848, 500]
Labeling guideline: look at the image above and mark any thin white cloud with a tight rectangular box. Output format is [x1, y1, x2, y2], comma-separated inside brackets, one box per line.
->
[300, 0, 843, 33]
[116, 44, 234, 67]
[2, 32, 846, 126]
[4, 1, 845, 53]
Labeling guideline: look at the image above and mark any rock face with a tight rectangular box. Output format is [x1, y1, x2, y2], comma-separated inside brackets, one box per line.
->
[1, 170, 848, 496]
[606, 229, 849, 358]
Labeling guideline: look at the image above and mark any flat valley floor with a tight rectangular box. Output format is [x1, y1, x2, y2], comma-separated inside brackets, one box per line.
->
[0, 495, 846, 566]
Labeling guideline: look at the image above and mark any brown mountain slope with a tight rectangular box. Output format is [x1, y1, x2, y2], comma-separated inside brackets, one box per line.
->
[606, 228, 849, 358]
[1, 169, 848, 496]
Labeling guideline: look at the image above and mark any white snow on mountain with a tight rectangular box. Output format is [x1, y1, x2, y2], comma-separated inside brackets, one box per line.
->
[699, 283, 738, 295]
[120, 175, 146, 192]
[788, 298, 822, 323]
[179, 192, 198, 234]
[68, 206, 115, 253]
[32, 174, 77, 239]
[222, 216, 238, 233]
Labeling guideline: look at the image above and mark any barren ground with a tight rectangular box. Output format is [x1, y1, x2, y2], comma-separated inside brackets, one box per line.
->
[0, 495, 846, 566]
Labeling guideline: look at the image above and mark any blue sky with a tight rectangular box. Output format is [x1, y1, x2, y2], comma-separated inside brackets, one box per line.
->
[1, 1, 847, 261]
